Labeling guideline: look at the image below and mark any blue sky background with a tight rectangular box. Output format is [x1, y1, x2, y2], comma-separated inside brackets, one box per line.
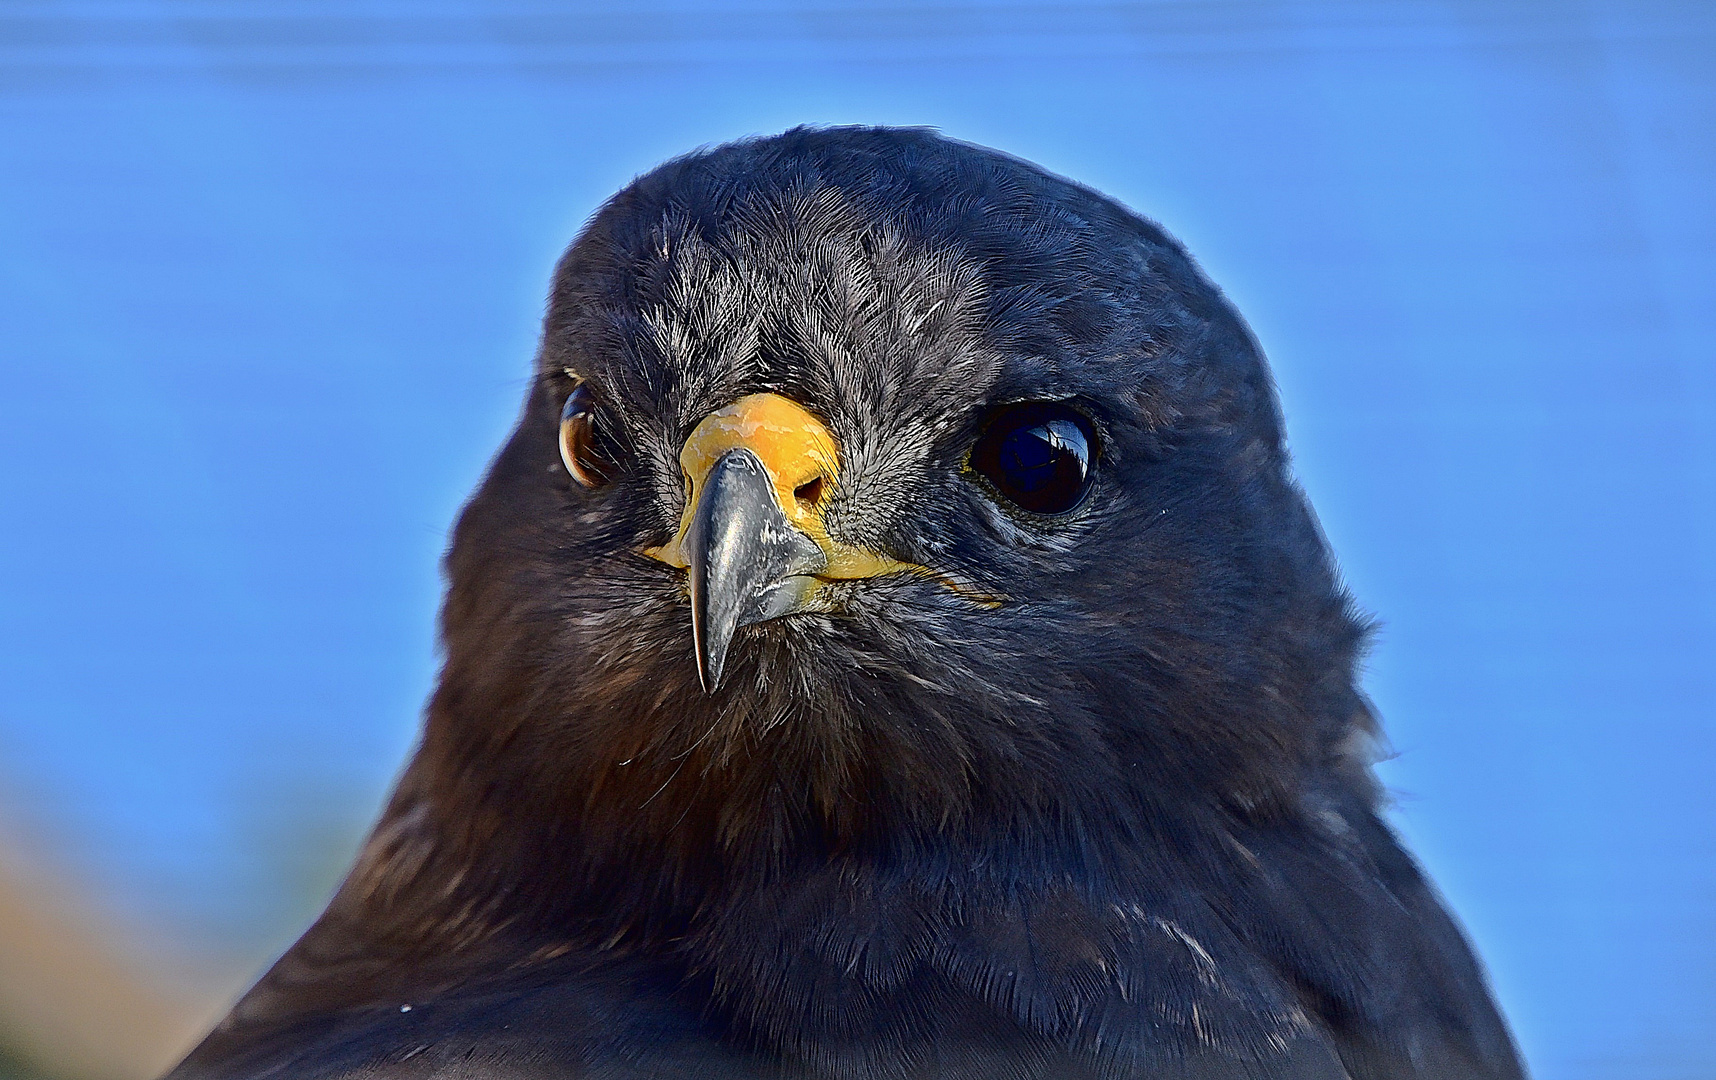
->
[0, 2, 1711, 1077]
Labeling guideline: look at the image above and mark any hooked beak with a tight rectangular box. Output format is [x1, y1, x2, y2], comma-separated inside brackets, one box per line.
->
[680, 446, 824, 692]
[645, 393, 920, 692]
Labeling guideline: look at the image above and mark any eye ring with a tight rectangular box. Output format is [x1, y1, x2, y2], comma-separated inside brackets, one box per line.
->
[559, 379, 617, 489]
[966, 400, 1098, 516]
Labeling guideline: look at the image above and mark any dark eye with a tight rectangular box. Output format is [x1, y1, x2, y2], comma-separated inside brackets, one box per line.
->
[968, 401, 1097, 515]
[559, 380, 617, 488]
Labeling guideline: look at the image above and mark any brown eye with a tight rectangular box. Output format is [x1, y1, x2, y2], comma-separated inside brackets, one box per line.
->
[559, 380, 617, 488]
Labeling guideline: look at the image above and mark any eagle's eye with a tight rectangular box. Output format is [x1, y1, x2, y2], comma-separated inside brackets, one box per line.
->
[559, 381, 617, 489]
[968, 401, 1097, 515]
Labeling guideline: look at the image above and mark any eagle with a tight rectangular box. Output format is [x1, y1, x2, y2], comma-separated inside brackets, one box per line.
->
[168, 127, 1525, 1080]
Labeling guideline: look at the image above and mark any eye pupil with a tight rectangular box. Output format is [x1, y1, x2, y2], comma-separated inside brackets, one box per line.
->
[970, 403, 1096, 515]
[560, 381, 617, 489]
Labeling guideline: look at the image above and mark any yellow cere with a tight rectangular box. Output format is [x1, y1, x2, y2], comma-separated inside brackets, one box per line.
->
[645, 393, 914, 580]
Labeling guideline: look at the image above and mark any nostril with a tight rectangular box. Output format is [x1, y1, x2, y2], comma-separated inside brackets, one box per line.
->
[794, 476, 825, 507]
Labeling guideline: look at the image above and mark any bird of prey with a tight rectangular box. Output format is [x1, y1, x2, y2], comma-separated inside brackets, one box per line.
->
[168, 127, 1525, 1080]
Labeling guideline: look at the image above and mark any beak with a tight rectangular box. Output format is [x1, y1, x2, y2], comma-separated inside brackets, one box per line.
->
[645, 393, 919, 691]
[679, 446, 824, 692]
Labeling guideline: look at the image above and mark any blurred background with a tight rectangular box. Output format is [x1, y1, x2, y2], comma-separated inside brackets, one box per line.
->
[0, 1, 1711, 1077]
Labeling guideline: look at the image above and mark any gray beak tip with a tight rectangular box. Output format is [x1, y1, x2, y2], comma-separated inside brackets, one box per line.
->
[697, 654, 723, 694]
